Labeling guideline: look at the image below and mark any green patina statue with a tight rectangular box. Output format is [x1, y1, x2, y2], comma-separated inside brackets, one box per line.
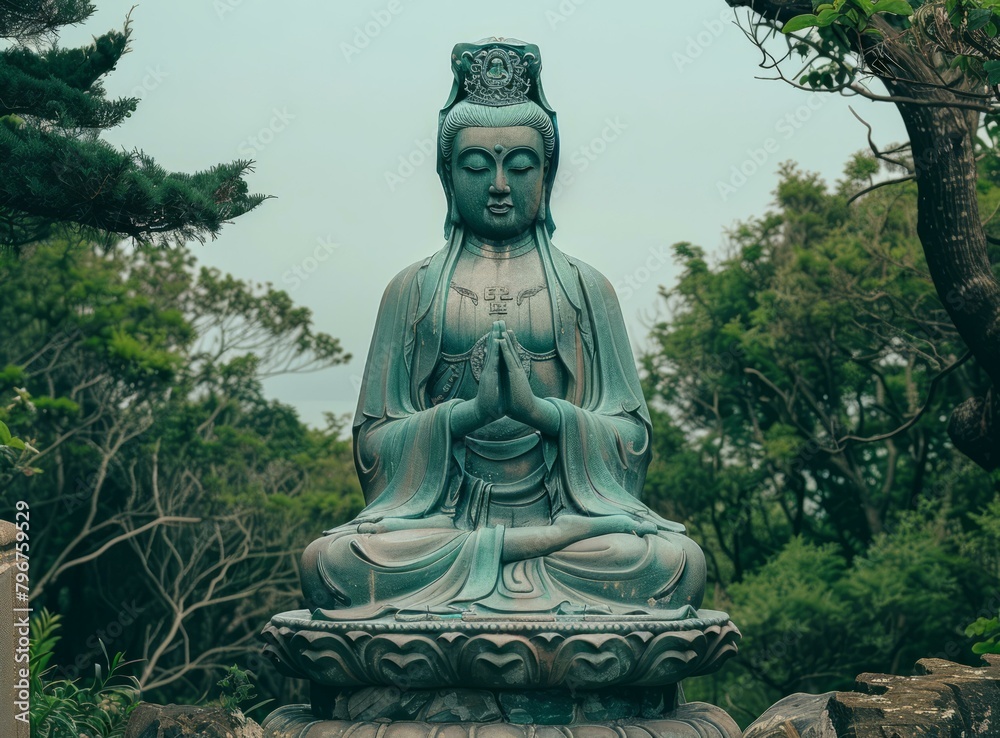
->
[262, 39, 741, 737]
[298, 39, 706, 621]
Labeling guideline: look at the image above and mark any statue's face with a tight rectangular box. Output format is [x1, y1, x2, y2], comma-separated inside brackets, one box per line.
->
[450, 126, 546, 242]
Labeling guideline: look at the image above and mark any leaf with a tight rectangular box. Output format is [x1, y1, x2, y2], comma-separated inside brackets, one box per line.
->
[872, 0, 914, 16]
[972, 640, 1000, 655]
[968, 7, 994, 30]
[0, 421, 10, 445]
[985, 60, 1000, 85]
[817, 8, 843, 25]
[6, 437, 24, 450]
[783, 14, 821, 33]
[844, 0, 875, 17]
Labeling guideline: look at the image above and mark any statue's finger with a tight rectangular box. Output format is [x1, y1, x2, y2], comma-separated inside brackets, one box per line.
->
[499, 334, 518, 370]
[502, 331, 522, 368]
[484, 331, 500, 369]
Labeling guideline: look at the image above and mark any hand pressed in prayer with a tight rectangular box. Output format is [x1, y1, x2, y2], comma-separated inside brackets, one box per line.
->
[471, 321, 507, 426]
[499, 327, 560, 435]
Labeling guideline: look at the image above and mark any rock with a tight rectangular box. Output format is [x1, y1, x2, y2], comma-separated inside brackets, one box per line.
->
[836, 656, 1000, 737]
[125, 702, 263, 738]
[744, 656, 1000, 738]
[743, 692, 837, 738]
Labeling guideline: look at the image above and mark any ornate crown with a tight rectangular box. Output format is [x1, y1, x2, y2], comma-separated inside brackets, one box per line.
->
[439, 38, 560, 238]
[451, 38, 538, 107]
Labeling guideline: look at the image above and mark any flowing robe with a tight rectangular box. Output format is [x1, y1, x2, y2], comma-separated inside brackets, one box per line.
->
[300, 226, 705, 620]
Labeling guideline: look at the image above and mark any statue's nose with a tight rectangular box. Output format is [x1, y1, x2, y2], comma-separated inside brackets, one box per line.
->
[489, 175, 510, 195]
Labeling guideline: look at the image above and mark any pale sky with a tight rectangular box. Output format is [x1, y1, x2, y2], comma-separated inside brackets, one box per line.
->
[61, 0, 906, 426]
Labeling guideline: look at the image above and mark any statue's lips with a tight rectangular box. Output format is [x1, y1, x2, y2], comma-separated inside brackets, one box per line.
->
[488, 204, 512, 215]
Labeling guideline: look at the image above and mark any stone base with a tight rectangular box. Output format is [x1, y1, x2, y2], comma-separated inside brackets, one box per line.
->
[261, 610, 740, 691]
[308, 685, 680, 723]
[261, 702, 741, 738]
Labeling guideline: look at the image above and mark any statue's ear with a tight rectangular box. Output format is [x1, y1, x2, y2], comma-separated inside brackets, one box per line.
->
[442, 161, 461, 227]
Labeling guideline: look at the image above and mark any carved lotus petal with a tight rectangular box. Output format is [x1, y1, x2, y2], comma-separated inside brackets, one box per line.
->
[365, 634, 456, 688]
[260, 610, 740, 689]
[299, 631, 372, 687]
[630, 631, 703, 686]
[458, 635, 540, 688]
[550, 635, 636, 688]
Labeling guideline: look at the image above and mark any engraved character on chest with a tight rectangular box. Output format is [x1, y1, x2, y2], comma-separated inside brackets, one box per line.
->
[445, 257, 551, 354]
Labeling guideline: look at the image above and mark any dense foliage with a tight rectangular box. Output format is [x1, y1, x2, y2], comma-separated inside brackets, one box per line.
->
[642, 153, 1000, 723]
[30, 609, 138, 738]
[726, 0, 1000, 467]
[0, 233, 363, 715]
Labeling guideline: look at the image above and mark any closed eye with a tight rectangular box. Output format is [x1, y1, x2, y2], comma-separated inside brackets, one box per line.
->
[462, 165, 490, 173]
[509, 166, 535, 173]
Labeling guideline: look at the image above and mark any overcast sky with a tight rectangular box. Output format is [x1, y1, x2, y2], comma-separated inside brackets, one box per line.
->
[61, 0, 907, 426]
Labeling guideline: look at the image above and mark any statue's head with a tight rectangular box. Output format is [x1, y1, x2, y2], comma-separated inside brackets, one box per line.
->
[437, 39, 560, 241]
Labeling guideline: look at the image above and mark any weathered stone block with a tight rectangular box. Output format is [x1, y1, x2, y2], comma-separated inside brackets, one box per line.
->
[742, 692, 837, 738]
[498, 690, 576, 724]
[743, 656, 1000, 738]
[424, 690, 502, 723]
[125, 702, 262, 738]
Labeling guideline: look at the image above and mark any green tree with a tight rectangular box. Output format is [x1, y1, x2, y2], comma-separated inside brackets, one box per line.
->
[718, 0, 1000, 470]
[643, 154, 1000, 723]
[0, 233, 362, 709]
[1, 1, 267, 247]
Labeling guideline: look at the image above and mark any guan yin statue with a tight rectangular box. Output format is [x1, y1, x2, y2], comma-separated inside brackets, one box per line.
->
[262, 38, 742, 738]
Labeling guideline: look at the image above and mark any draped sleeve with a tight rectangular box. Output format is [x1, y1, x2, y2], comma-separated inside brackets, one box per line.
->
[343, 256, 463, 527]
[544, 256, 684, 532]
